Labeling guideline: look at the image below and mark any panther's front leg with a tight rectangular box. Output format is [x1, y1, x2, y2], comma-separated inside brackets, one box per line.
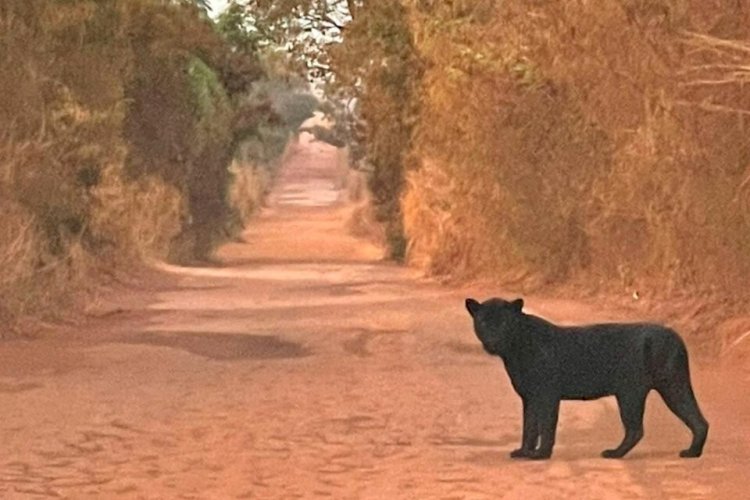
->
[510, 397, 539, 458]
[524, 398, 560, 460]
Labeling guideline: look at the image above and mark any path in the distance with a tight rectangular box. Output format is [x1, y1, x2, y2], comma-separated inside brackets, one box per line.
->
[0, 133, 748, 499]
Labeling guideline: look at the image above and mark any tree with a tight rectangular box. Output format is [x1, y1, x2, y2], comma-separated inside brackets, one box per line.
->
[228, 0, 421, 257]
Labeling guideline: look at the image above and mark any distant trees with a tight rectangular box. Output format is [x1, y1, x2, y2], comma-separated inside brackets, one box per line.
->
[224, 0, 421, 257]
[0, 0, 316, 327]
[225, 0, 750, 315]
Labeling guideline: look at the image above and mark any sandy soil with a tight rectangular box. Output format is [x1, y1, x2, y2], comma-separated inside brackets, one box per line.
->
[0, 134, 748, 499]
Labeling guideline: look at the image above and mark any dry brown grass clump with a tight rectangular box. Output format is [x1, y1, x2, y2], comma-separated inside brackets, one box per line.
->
[228, 160, 270, 226]
[0, 200, 44, 326]
[0, 198, 97, 335]
[341, 148, 387, 246]
[89, 168, 185, 263]
[400, 0, 750, 303]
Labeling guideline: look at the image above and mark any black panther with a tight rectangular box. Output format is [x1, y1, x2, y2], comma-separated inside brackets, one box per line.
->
[466, 297, 708, 460]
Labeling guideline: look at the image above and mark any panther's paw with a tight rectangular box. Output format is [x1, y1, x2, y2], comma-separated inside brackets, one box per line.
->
[525, 449, 552, 460]
[510, 448, 532, 459]
[679, 448, 702, 458]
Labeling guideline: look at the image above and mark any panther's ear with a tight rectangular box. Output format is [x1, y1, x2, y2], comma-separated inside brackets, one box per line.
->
[510, 298, 524, 312]
[465, 298, 481, 317]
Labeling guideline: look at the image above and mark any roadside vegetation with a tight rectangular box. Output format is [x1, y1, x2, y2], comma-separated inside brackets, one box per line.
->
[4, 0, 749, 352]
[0, 0, 316, 331]
[319, 1, 750, 301]
[401, 2, 750, 298]
[397, 1, 750, 354]
[234, 0, 750, 353]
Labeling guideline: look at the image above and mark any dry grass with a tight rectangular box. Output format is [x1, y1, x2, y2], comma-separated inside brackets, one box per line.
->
[402, 158, 482, 276]
[0, 201, 42, 297]
[400, 0, 750, 300]
[0, 116, 187, 331]
[89, 167, 185, 262]
[0, 203, 94, 335]
[341, 147, 387, 246]
[228, 160, 270, 226]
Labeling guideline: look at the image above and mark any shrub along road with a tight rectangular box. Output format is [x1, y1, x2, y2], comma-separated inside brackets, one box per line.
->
[0, 134, 747, 499]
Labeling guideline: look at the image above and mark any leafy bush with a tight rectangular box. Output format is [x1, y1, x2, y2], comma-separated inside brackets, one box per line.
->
[0, 0, 298, 327]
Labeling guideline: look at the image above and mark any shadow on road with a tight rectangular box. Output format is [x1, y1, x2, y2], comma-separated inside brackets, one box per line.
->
[121, 331, 310, 361]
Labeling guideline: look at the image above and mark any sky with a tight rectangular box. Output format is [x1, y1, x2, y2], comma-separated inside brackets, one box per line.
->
[209, 0, 230, 18]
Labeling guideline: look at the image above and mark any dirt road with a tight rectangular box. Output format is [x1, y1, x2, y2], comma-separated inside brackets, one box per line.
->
[0, 134, 748, 499]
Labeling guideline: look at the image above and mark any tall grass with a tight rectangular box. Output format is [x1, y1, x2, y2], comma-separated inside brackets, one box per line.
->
[228, 158, 271, 228]
[396, 0, 750, 299]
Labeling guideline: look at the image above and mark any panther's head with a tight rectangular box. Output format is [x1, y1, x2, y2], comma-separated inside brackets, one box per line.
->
[465, 297, 524, 356]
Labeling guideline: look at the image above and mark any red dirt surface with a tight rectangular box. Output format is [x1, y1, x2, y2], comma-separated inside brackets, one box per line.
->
[0, 134, 748, 499]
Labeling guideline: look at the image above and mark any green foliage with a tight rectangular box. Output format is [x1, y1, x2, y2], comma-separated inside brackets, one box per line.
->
[328, 0, 422, 259]
[186, 56, 233, 164]
[120, 0, 290, 260]
[216, 1, 268, 52]
[274, 91, 319, 131]
[234, 0, 351, 81]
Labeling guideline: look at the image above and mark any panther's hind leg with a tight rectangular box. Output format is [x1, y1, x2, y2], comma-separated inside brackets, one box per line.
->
[602, 390, 647, 459]
[656, 381, 708, 458]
